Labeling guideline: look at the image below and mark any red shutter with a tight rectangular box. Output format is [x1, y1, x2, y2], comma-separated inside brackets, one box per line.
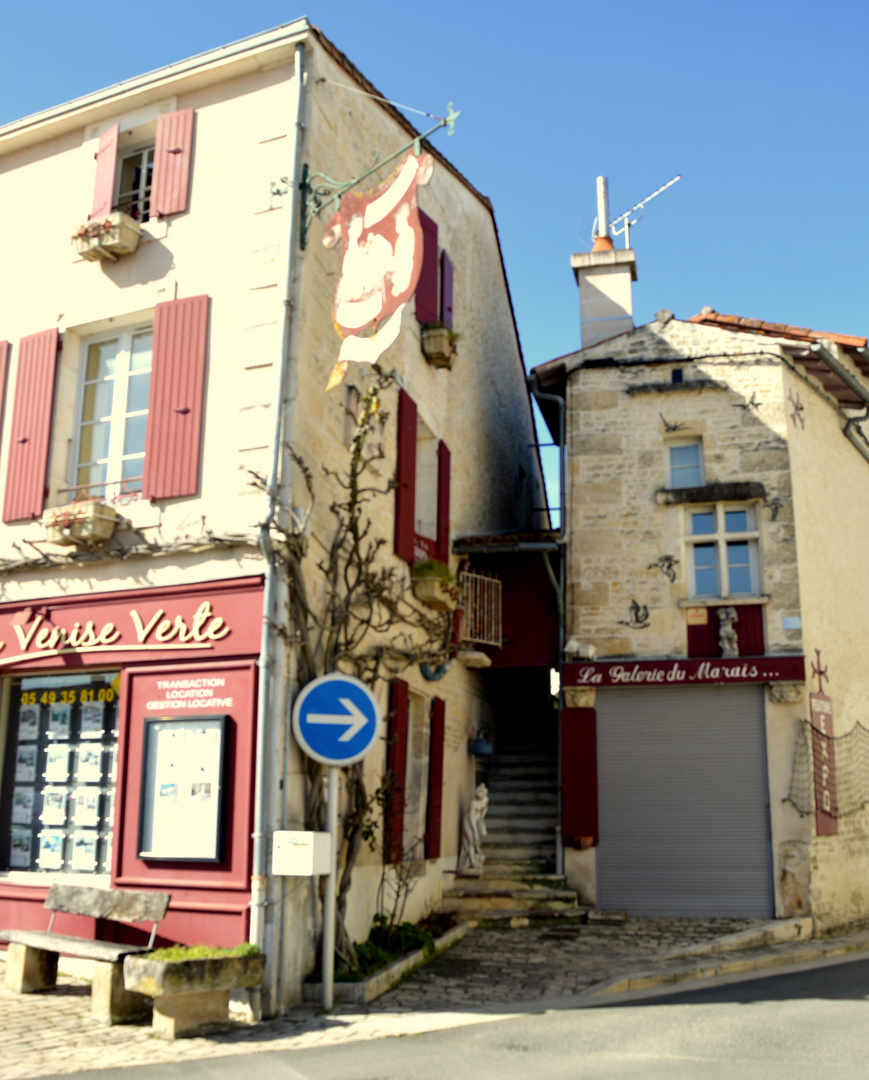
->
[394, 389, 417, 562]
[142, 295, 208, 501]
[151, 109, 194, 219]
[561, 707, 598, 849]
[415, 211, 439, 325]
[3, 330, 59, 522]
[440, 251, 454, 327]
[90, 124, 119, 219]
[385, 679, 409, 864]
[425, 696, 446, 860]
[436, 440, 451, 563]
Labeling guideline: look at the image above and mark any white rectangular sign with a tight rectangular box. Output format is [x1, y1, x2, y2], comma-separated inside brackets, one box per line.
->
[272, 830, 332, 876]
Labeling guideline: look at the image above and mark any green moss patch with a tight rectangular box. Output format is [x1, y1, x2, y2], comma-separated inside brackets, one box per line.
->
[146, 942, 261, 963]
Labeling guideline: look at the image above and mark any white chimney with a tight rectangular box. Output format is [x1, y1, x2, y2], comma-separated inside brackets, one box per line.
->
[572, 176, 637, 349]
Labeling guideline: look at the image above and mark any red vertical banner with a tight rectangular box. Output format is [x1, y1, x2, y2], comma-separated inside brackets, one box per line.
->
[560, 707, 598, 848]
[810, 693, 838, 836]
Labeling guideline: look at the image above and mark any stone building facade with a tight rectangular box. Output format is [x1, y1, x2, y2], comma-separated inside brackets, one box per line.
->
[534, 245, 869, 929]
[0, 21, 545, 1011]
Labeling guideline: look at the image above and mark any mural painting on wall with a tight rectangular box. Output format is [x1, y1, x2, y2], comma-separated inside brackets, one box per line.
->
[322, 151, 434, 390]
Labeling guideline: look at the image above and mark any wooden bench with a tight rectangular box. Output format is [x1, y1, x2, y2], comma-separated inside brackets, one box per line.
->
[1, 884, 170, 1024]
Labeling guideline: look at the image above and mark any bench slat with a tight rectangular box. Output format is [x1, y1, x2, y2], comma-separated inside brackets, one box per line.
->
[45, 885, 170, 923]
[1, 929, 151, 964]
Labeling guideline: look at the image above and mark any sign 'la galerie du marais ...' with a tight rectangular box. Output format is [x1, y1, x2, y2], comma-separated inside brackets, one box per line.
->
[0, 579, 263, 669]
[564, 655, 806, 688]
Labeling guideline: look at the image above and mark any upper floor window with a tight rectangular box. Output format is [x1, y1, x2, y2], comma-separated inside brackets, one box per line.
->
[394, 389, 451, 565]
[74, 328, 152, 501]
[686, 505, 759, 598]
[668, 441, 703, 489]
[116, 146, 154, 222]
[90, 110, 194, 223]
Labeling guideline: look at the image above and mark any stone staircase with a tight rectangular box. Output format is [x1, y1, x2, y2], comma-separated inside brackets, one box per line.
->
[442, 752, 585, 925]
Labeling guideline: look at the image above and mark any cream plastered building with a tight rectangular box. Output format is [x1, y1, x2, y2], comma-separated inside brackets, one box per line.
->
[0, 21, 544, 1012]
[532, 242, 869, 930]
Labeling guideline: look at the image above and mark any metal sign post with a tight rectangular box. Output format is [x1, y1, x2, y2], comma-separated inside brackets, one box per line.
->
[291, 673, 382, 1011]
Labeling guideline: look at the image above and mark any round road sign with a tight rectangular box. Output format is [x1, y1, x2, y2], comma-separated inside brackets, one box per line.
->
[292, 673, 382, 766]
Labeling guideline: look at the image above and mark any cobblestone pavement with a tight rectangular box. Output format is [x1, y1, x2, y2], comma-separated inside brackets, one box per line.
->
[0, 917, 836, 1080]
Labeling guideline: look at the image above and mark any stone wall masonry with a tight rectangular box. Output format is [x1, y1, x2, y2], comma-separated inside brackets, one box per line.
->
[565, 318, 801, 661]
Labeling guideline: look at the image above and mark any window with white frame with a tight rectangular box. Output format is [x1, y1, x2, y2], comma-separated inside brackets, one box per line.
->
[414, 416, 439, 541]
[668, 440, 703, 489]
[73, 328, 152, 501]
[686, 505, 760, 598]
[115, 145, 154, 221]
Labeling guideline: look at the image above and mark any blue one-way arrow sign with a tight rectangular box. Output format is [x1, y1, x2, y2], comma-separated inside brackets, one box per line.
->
[292, 673, 382, 766]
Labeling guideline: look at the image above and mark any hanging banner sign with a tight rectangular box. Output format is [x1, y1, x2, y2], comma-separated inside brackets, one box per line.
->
[809, 692, 838, 836]
[564, 655, 806, 688]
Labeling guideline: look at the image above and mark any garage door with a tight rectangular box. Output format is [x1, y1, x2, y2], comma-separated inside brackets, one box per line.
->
[596, 684, 773, 917]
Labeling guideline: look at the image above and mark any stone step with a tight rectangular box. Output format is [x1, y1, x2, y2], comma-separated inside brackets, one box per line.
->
[479, 859, 553, 877]
[487, 763, 557, 777]
[491, 754, 558, 766]
[486, 782, 557, 798]
[455, 907, 591, 927]
[485, 807, 552, 820]
[448, 874, 571, 892]
[486, 828, 555, 846]
[442, 890, 578, 914]
[482, 843, 556, 861]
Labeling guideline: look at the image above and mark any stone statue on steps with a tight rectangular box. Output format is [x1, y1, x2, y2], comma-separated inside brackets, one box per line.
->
[459, 783, 489, 874]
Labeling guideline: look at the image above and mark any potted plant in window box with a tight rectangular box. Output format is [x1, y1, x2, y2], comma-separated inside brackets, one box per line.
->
[420, 322, 459, 369]
[72, 212, 142, 262]
[410, 558, 458, 612]
[43, 500, 120, 547]
[123, 943, 265, 1039]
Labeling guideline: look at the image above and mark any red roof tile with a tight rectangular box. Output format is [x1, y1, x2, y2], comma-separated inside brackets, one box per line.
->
[689, 310, 867, 349]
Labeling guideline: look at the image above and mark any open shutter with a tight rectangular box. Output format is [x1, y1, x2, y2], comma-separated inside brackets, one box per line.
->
[151, 109, 194, 219]
[561, 707, 598, 849]
[3, 330, 59, 522]
[425, 696, 446, 860]
[90, 124, 119, 219]
[436, 440, 451, 563]
[415, 211, 439, 325]
[142, 295, 208, 501]
[394, 389, 417, 562]
[385, 679, 409, 864]
[440, 251, 454, 327]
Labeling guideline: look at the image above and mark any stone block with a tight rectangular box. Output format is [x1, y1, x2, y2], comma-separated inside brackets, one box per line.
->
[574, 391, 619, 411]
[91, 961, 150, 1025]
[575, 582, 609, 606]
[151, 989, 231, 1039]
[573, 434, 623, 455]
[739, 447, 790, 472]
[4, 943, 58, 993]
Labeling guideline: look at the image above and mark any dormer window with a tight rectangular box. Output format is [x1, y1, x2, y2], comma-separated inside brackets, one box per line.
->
[668, 441, 703, 489]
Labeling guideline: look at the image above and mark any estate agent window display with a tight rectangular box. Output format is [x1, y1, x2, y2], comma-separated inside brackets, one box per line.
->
[0, 672, 119, 874]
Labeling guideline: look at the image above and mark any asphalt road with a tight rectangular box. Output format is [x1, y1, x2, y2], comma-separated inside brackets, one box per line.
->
[40, 953, 869, 1080]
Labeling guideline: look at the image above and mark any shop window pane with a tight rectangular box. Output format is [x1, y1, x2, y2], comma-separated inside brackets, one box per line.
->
[1, 673, 119, 875]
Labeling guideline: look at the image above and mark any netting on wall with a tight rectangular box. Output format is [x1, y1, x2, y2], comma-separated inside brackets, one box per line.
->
[786, 719, 869, 818]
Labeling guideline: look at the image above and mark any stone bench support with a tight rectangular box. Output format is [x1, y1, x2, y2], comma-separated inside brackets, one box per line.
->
[151, 989, 231, 1039]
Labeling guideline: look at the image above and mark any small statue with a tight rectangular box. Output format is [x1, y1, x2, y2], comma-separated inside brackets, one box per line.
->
[459, 783, 489, 873]
[718, 606, 739, 657]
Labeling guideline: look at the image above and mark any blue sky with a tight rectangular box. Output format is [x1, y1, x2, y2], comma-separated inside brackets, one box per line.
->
[3, 1, 868, 515]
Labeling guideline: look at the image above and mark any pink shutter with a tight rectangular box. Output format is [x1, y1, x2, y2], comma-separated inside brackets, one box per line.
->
[425, 696, 445, 859]
[90, 124, 119, 219]
[3, 330, 59, 522]
[0, 341, 9, 416]
[142, 295, 209, 501]
[436, 441, 451, 563]
[385, 680, 409, 864]
[151, 109, 194, 219]
[415, 211, 439, 325]
[440, 251, 454, 327]
[394, 389, 417, 562]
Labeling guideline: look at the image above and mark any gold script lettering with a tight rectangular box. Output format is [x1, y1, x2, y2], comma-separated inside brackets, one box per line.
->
[13, 616, 43, 651]
[131, 609, 165, 644]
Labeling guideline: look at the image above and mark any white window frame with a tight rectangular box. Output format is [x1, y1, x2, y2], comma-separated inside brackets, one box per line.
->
[70, 326, 153, 504]
[114, 143, 154, 222]
[414, 416, 439, 541]
[685, 503, 760, 599]
[668, 439, 704, 489]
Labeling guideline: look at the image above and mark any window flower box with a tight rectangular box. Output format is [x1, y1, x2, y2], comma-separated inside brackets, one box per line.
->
[43, 502, 120, 547]
[73, 212, 142, 262]
[412, 576, 458, 612]
[420, 324, 457, 369]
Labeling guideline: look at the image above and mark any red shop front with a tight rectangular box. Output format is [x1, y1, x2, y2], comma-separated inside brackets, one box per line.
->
[0, 575, 264, 950]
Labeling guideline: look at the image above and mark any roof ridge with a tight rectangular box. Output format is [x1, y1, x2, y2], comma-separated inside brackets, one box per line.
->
[689, 310, 866, 349]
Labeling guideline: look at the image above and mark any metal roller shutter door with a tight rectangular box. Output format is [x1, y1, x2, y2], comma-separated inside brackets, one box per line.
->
[596, 684, 773, 917]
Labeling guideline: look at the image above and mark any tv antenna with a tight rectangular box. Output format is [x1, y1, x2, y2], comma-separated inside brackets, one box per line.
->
[592, 174, 682, 249]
